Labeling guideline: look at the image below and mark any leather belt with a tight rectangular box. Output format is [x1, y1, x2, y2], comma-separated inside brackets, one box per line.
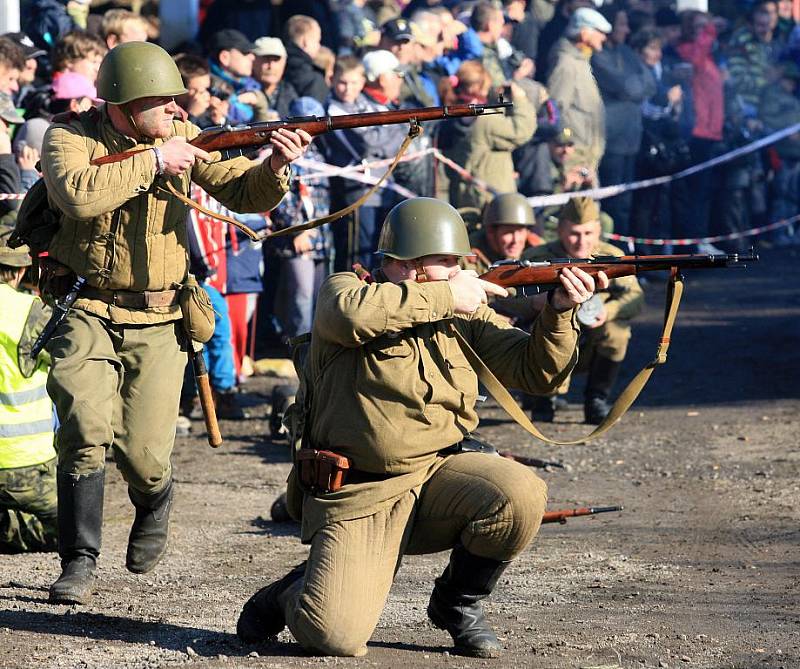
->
[81, 286, 179, 308]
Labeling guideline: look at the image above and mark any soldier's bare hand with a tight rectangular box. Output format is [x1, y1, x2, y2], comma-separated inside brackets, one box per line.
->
[159, 136, 212, 176]
[449, 269, 508, 314]
[550, 268, 609, 311]
[269, 128, 312, 172]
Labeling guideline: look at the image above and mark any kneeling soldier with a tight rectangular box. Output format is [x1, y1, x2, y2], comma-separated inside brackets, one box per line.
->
[524, 197, 644, 424]
[236, 198, 608, 657]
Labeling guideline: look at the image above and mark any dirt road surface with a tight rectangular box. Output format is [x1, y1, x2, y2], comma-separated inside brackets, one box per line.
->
[2, 247, 798, 669]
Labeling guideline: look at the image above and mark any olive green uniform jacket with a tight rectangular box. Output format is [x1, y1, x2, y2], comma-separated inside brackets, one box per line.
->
[41, 106, 290, 324]
[523, 239, 644, 322]
[295, 272, 579, 540]
[547, 38, 606, 172]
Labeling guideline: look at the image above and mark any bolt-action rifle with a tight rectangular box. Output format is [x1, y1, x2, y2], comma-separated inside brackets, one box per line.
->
[479, 252, 758, 293]
[542, 505, 623, 524]
[89, 101, 513, 166]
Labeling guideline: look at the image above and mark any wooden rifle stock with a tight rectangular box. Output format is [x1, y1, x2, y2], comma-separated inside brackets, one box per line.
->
[90, 101, 513, 166]
[190, 347, 223, 448]
[542, 505, 623, 524]
[479, 253, 758, 291]
[479, 252, 758, 291]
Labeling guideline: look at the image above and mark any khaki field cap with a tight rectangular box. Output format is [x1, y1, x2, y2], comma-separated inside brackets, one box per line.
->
[0, 223, 32, 267]
[97, 42, 187, 105]
[559, 196, 600, 226]
[483, 193, 536, 228]
[377, 198, 472, 260]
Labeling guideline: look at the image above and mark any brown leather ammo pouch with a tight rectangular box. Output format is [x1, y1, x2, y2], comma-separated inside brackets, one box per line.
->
[297, 449, 351, 494]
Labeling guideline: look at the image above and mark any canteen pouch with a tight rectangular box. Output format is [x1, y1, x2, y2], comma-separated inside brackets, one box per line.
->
[179, 275, 215, 343]
[297, 449, 351, 494]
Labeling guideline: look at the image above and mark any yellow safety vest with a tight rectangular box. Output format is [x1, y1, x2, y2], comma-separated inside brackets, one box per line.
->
[0, 283, 56, 469]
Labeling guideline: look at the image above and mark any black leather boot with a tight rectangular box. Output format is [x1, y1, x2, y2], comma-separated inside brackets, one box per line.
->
[427, 545, 510, 658]
[237, 563, 306, 643]
[49, 469, 104, 605]
[126, 479, 173, 574]
[584, 355, 621, 425]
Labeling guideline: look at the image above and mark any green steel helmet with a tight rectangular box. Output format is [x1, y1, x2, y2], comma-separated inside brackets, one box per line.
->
[377, 198, 472, 260]
[97, 42, 187, 105]
[483, 192, 536, 228]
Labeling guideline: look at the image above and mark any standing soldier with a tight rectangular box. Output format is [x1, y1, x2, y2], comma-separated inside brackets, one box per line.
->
[38, 42, 310, 604]
[524, 197, 643, 424]
[236, 198, 608, 658]
[0, 224, 57, 553]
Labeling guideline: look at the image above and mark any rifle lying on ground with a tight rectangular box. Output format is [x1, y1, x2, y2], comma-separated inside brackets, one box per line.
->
[479, 252, 757, 293]
[542, 505, 623, 524]
[90, 101, 513, 166]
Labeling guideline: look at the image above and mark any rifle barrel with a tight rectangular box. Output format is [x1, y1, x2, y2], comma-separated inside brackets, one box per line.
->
[542, 505, 624, 524]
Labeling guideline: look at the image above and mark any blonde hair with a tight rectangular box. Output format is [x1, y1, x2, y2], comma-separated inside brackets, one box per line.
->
[333, 54, 364, 79]
[285, 15, 321, 44]
[52, 31, 108, 72]
[101, 9, 149, 40]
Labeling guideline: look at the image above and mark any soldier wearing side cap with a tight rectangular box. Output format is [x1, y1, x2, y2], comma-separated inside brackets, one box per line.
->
[236, 197, 609, 659]
[0, 223, 57, 554]
[37, 42, 310, 605]
[524, 197, 643, 424]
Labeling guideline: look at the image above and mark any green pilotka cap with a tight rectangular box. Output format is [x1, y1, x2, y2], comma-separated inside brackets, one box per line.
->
[483, 192, 536, 227]
[559, 196, 600, 226]
[0, 222, 32, 267]
[377, 198, 472, 260]
[97, 42, 187, 105]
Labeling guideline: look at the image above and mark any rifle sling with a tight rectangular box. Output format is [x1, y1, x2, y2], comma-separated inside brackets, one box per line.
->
[452, 271, 684, 446]
[264, 123, 422, 239]
[163, 123, 422, 242]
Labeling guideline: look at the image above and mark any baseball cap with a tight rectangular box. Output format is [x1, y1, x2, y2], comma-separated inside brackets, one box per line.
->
[52, 72, 99, 101]
[208, 29, 256, 56]
[252, 36, 287, 58]
[381, 18, 415, 42]
[551, 126, 575, 146]
[0, 94, 24, 125]
[566, 7, 613, 37]
[4, 32, 46, 59]
[362, 50, 403, 82]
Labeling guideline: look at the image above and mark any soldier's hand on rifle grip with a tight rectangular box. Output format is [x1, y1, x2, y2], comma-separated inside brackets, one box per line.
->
[159, 136, 212, 175]
[449, 269, 508, 314]
[550, 268, 609, 312]
[269, 128, 313, 172]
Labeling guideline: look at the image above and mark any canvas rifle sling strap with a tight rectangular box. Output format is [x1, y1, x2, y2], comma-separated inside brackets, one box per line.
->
[165, 123, 423, 241]
[452, 270, 685, 445]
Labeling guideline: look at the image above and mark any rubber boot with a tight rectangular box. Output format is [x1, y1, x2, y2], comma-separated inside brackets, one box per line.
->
[49, 469, 104, 605]
[427, 545, 510, 658]
[584, 355, 621, 425]
[126, 479, 174, 574]
[237, 563, 306, 643]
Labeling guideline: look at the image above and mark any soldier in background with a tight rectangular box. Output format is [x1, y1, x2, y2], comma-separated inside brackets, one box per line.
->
[524, 197, 643, 424]
[0, 224, 57, 554]
[465, 192, 543, 328]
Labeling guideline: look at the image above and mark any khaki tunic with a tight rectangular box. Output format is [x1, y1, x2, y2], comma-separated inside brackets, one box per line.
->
[41, 106, 290, 325]
[523, 240, 643, 390]
[296, 272, 579, 540]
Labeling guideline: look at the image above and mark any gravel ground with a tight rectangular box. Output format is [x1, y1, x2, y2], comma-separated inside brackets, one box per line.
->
[1, 246, 798, 669]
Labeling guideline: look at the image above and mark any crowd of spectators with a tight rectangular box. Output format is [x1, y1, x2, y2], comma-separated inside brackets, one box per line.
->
[2, 0, 800, 423]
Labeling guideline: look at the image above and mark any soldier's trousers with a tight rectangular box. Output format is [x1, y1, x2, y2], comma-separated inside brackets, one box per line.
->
[0, 458, 58, 553]
[283, 452, 547, 656]
[47, 310, 185, 495]
[552, 319, 631, 395]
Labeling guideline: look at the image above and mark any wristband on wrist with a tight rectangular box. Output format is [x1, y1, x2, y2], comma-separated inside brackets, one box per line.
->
[152, 146, 165, 175]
